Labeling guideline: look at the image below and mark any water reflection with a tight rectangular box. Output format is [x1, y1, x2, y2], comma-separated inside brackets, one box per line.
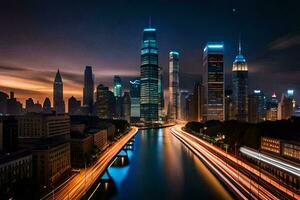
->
[88, 128, 233, 200]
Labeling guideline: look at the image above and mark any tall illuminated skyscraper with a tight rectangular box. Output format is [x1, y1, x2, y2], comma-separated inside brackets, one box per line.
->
[130, 79, 141, 122]
[53, 69, 65, 114]
[140, 26, 159, 123]
[232, 41, 248, 121]
[168, 51, 180, 120]
[203, 42, 224, 121]
[158, 65, 164, 119]
[113, 76, 122, 97]
[83, 66, 94, 114]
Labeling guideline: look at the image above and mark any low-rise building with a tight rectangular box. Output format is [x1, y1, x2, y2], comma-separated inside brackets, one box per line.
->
[88, 128, 108, 151]
[70, 132, 93, 167]
[0, 150, 32, 192]
[17, 113, 71, 187]
[261, 136, 300, 161]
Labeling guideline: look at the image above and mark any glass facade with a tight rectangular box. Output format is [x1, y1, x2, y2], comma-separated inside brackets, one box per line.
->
[232, 45, 248, 121]
[130, 79, 141, 121]
[168, 51, 180, 120]
[140, 27, 159, 123]
[113, 76, 122, 97]
[203, 42, 224, 121]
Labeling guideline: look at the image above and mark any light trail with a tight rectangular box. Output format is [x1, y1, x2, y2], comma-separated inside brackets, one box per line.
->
[171, 126, 299, 200]
[240, 147, 300, 177]
[171, 128, 278, 200]
[41, 127, 138, 200]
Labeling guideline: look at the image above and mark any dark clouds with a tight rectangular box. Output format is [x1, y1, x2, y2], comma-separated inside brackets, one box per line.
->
[0, 0, 300, 103]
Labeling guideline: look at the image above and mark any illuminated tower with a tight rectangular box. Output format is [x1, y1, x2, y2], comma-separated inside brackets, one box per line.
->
[158, 65, 164, 119]
[53, 69, 65, 114]
[113, 75, 122, 97]
[140, 25, 159, 123]
[203, 42, 224, 121]
[168, 51, 180, 120]
[83, 66, 94, 114]
[232, 41, 248, 121]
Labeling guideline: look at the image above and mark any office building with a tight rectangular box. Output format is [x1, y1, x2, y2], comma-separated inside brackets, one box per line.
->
[95, 84, 115, 119]
[266, 93, 278, 121]
[179, 90, 189, 120]
[130, 79, 141, 122]
[158, 65, 164, 119]
[225, 89, 235, 121]
[123, 92, 131, 122]
[0, 91, 8, 115]
[42, 97, 51, 114]
[53, 70, 65, 114]
[68, 96, 81, 115]
[6, 92, 22, 115]
[203, 42, 224, 121]
[0, 150, 32, 193]
[17, 113, 71, 187]
[140, 26, 159, 123]
[248, 90, 266, 123]
[113, 76, 122, 98]
[83, 66, 94, 114]
[278, 94, 293, 120]
[232, 41, 248, 121]
[0, 116, 18, 153]
[168, 51, 180, 120]
[193, 82, 204, 122]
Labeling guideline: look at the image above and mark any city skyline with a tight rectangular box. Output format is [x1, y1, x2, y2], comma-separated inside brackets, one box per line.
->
[1, 1, 300, 104]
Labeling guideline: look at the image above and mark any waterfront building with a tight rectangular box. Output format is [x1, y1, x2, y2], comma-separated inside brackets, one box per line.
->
[140, 26, 159, 123]
[179, 90, 189, 120]
[129, 79, 141, 122]
[158, 65, 164, 119]
[193, 82, 204, 122]
[168, 51, 180, 120]
[202, 42, 224, 121]
[123, 92, 131, 122]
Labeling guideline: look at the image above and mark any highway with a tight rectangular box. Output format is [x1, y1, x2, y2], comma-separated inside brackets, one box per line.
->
[170, 125, 300, 200]
[41, 127, 138, 200]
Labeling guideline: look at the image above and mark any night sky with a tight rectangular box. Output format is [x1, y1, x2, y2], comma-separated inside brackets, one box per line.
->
[0, 0, 300, 104]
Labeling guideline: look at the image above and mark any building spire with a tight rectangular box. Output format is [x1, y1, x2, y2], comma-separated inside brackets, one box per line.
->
[238, 34, 242, 55]
[148, 16, 152, 28]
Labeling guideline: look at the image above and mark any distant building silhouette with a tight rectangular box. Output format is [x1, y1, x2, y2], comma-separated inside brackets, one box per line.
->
[83, 66, 94, 115]
[53, 70, 65, 114]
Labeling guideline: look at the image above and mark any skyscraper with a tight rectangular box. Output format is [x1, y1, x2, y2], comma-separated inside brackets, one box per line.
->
[158, 65, 164, 119]
[179, 90, 189, 120]
[248, 90, 266, 123]
[53, 70, 65, 114]
[68, 96, 81, 115]
[83, 66, 94, 114]
[130, 79, 141, 122]
[232, 41, 248, 121]
[113, 75, 122, 97]
[203, 42, 224, 121]
[43, 97, 51, 114]
[278, 94, 293, 120]
[168, 51, 180, 120]
[193, 81, 204, 122]
[140, 26, 159, 123]
[123, 92, 131, 122]
[95, 84, 115, 119]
